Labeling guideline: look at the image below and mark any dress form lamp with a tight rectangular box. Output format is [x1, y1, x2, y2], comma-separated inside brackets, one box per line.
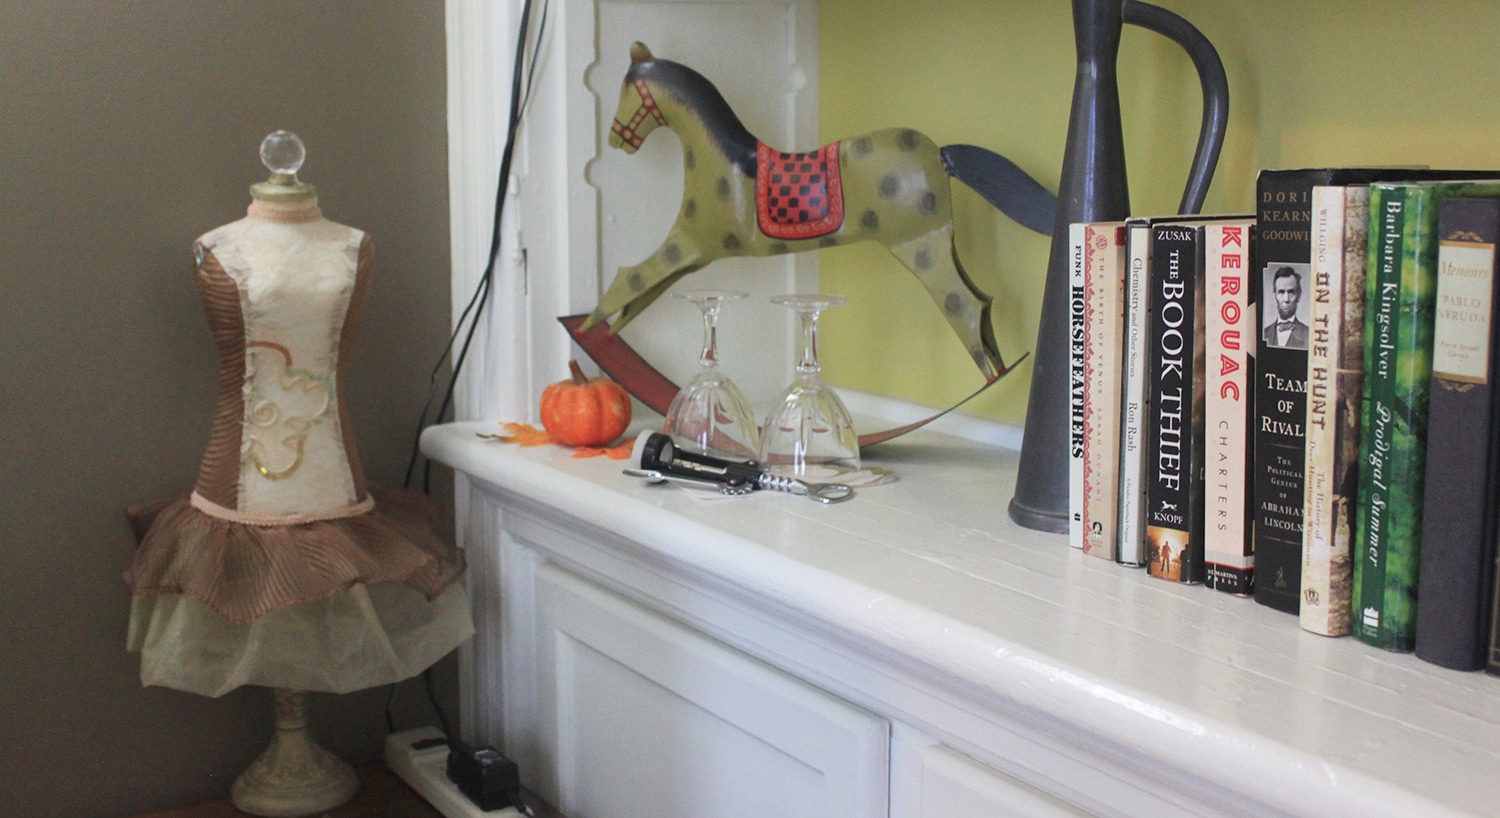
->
[124, 131, 473, 816]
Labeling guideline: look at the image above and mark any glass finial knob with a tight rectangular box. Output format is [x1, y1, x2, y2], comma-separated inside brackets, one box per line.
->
[260, 130, 305, 175]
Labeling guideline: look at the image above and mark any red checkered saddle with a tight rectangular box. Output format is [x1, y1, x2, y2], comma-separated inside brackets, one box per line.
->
[755, 142, 844, 241]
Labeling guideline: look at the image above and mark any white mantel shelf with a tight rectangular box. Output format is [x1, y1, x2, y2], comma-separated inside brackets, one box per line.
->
[422, 421, 1500, 818]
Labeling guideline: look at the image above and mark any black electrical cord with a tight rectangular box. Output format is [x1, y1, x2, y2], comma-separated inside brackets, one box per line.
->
[403, 0, 550, 493]
[387, 0, 548, 744]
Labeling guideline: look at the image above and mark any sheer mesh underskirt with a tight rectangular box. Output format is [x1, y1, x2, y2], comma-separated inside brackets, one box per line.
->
[124, 485, 472, 696]
[127, 581, 473, 697]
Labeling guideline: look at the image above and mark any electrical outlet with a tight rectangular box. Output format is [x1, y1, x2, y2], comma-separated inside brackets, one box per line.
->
[385, 727, 525, 818]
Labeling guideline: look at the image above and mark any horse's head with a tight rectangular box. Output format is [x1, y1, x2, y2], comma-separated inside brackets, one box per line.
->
[608, 42, 667, 154]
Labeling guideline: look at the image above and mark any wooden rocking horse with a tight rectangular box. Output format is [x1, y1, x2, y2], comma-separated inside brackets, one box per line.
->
[580, 42, 1057, 383]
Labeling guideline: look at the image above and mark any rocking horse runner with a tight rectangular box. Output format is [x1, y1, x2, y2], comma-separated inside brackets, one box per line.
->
[581, 42, 1057, 384]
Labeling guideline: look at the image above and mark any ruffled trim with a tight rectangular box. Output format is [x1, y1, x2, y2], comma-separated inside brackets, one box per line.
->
[124, 485, 464, 626]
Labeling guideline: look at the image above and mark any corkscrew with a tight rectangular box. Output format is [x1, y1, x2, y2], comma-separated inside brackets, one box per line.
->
[624, 431, 854, 504]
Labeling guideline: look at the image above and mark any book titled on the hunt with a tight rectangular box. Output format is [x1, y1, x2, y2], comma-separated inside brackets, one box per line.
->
[1081, 222, 1128, 560]
[1299, 185, 1370, 637]
[1203, 219, 1257, 595]
[1353, 178, 1500, 652]
[1144, 220, 1210, 584]
[1068, 223, 1087, 549]
[1250, 168, 1444, 614]
[1116, 218, 1156, 568]
[1415, 196, 1500, 670]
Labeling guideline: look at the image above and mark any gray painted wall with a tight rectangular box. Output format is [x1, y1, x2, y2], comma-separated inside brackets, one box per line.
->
[0, 3, 459, 815]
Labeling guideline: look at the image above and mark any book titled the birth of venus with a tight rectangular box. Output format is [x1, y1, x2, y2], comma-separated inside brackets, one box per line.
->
[1203, 219, 1257, 595]
[1417, 196, 1500, 670]
[1081, 222, 1128, 561]
[1300, 185, 1369, 637]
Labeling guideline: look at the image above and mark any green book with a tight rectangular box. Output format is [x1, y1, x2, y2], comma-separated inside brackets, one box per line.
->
[1353, 178, 1500, 651]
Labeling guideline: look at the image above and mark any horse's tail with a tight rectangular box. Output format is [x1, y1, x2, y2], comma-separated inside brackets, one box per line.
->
[941, 144, 1056, 235]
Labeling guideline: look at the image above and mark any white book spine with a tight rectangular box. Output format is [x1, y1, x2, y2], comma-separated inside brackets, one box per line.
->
[1301, 185, 1365, 636]
[1204, 220, 1256, 593]
[1069, 222, 1087, 549]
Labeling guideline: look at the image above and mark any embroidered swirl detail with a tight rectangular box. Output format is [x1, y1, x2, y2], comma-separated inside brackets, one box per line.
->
[241, 341, 334, 480]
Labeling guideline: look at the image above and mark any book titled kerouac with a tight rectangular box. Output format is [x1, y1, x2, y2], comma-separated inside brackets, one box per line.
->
[1203, 219, 1257, 595]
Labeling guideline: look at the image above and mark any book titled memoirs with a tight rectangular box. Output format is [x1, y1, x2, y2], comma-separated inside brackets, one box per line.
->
[1415, 196, 1500, 669]
[1203, 219, 1257, 595]
[1145, 220, 1211, 584]
[1300, 185, 1370, 637]
[1080, 223, 1128, 560]
[1354, 178, 1500, 652]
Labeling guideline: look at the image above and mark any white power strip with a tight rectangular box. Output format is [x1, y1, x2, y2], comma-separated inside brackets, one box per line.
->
[385, 727, 524, 818]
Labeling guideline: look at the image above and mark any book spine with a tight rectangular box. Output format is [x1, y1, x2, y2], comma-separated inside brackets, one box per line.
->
[1069, 223, 1086, 549]
[1117, 222, 1153, 567]
[1204, 221, 1255, 594]
[1415, 196, 1500, 669]
[1252, 171, 1318, 613]
[1145, 223, 1206, 584]
[1300, 185, 1368, 637]
[1354, 185, 1406, 647]
[1082, 223, 1127, 561]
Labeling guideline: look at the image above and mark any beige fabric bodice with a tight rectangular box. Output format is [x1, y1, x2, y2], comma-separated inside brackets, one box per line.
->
[191, 210, 372, 523]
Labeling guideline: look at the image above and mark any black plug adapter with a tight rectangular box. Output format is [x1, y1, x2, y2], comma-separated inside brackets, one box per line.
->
[446, 740, 521, 812]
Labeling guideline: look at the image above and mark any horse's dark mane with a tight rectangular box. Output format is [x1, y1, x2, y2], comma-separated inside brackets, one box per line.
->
[626, 58, 757, 178]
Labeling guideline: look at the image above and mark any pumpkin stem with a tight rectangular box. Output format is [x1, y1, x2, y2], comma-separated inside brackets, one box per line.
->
[568, 359, 589, 385]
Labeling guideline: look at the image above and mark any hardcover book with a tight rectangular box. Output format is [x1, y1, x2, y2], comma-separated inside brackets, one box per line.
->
[1145, 220, 1210, 584]
[1203, 219, 1257, 595]
[1353, 178, 1500, 652]
[1117, 218, 1155, 568]
[1069, 223, 1086, 549]
[1300, 185, 1369, 637]
[1081, 223, 1128, 561]
[1250, 168, 1467, 614]
[1415, 196, 1500, 669]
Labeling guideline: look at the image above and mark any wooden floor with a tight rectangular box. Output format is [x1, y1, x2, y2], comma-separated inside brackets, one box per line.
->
[132, 763, 564, 818]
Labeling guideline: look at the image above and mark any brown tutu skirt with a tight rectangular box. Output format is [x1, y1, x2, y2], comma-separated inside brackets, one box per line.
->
[123, 486, 472, 696]
[125, 486, 465, 626]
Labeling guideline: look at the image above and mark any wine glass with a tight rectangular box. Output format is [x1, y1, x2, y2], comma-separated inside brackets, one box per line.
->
[664, 289, 760, 460]
[757, 294, 860, 477]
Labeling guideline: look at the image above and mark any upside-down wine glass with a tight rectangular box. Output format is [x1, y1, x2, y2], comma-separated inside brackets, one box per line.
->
[757, 294, 860, 477]
[664, 289, 761, 460]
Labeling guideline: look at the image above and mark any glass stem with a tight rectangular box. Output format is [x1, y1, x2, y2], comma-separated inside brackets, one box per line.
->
[699, 302, 721, 369]
[796, 308, 822, 375]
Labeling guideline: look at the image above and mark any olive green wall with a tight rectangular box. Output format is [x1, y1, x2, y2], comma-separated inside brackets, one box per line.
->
[0, 3, 455, 816]
[819, 0, 1500, 423]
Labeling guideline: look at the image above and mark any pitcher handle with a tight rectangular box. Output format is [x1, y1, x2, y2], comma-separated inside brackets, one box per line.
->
[1122, 0, 1228, 215]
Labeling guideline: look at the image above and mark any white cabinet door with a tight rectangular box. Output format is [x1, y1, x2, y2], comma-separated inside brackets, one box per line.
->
[919, 743, 1089, 818]
[534, 563, 889, 818]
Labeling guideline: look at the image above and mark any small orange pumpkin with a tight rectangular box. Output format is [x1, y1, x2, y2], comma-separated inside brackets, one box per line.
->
[540, 361, 632, 447]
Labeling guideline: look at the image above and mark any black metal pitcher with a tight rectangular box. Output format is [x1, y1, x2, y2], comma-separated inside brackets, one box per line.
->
[1008, 0, 1228, 533]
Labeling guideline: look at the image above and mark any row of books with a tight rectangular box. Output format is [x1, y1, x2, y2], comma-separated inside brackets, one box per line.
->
[1068, 167, 1500, 674]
